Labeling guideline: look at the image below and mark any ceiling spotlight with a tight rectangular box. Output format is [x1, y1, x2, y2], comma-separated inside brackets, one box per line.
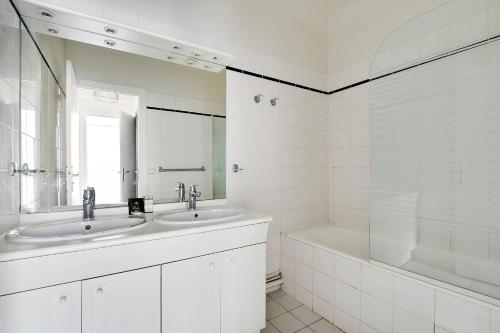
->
[104, 39, 116, 47]
[167, 55, 175, 61]
[47, 27, 58, 34]
[173, 45, 181, 50]
[212, 56, 219, 61]
[104, 26, 117, 34]
[193, 51, 203, 58]
[38, 9, 54, 18]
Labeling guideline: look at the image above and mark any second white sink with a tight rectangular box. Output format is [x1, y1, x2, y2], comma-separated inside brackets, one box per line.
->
[156, 207, 243, 224]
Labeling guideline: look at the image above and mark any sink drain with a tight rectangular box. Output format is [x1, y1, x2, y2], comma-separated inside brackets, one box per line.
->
[85, 225, 92, 230]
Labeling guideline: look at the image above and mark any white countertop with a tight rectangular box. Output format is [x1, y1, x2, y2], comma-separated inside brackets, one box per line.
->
[0, 201, 271, 263]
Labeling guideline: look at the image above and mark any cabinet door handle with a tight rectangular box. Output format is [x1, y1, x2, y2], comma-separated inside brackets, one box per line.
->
[96, 287, 104, 295]
[59, 295, 67, 304]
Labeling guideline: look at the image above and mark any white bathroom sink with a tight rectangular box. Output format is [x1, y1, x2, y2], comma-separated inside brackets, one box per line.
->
[6, 216, 147, 242]
[156, 207, 243, 224]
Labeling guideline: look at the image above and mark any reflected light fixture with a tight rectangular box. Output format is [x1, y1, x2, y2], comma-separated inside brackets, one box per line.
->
[93, 90, 119, 103]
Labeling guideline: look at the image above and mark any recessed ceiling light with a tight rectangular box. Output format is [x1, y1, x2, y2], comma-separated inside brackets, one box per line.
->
[47, 27, 58, 34]
[104, 39, 116, 47]
[173, 45, 181, 50]
[204, 65, 211, 69]
[167, 55, 175, 61]
[212, 56, 219, 61]
[185, 58, 197, 65]
[193, 51, 203, 58]
[104, 26, 117, 34]
[38, 9, 54, 18]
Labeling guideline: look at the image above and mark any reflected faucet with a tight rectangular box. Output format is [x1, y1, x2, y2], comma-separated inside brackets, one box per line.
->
[83, 187, 95, 220]
[175, 182, 186, 202]
[188, 185, 201, 210]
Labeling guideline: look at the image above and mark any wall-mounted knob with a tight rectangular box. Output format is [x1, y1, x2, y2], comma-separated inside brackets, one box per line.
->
[254, 94, 263, 103]
[270, 97, 279, 106]
[232, 164, 243, 173]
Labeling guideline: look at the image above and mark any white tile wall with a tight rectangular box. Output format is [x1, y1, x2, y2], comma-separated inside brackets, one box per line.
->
[226, 71, 329, 275]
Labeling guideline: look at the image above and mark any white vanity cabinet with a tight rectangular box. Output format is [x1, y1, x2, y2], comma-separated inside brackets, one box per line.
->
[0, 216, 269, 333]
[162, 243, 266, 333]
[0, 282, 81, 333]
[82, 266, 161, 333]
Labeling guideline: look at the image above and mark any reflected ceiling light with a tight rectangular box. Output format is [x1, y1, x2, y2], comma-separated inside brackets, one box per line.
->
[93, 90, 119, 103]
[104, 26, 117, 34]
[38, 9, 54, 18]
[47, 27, 58, 34]
[104, 39, 116, 47]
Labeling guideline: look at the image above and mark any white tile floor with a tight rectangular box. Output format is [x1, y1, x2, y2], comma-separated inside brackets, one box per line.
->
[263, 289, 344, 333]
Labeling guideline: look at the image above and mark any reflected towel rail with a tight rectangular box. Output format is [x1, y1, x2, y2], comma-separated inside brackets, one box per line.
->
[158, 166, 206, 172]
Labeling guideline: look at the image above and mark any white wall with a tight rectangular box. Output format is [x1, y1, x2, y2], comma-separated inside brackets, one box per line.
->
[327, 0, 449, 74]
[35, 0, 331, 73]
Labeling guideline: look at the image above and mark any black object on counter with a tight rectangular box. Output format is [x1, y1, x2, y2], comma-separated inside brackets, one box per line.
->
[128, 198, 145, 215]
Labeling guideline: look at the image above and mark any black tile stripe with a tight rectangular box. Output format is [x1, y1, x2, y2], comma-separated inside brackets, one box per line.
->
[227, 32, 500, 96]
[226, 66, 330, 94]
[146, 106, 226, 118]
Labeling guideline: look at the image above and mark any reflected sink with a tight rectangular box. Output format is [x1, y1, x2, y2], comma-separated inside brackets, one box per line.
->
[156, 207, 243, 224]
[6, 216, 147, 242]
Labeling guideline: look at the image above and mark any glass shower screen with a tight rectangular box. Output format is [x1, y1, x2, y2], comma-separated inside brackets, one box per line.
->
[369, 0, 500, 300]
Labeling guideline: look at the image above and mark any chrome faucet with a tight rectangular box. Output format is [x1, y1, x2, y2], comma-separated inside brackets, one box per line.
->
[188, 185, 201, 210]
[175, 182, 186, 202]
[83, 187, 95, 220]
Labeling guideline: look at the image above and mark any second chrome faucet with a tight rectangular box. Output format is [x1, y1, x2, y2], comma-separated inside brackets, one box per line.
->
[175, 182, 202, 209]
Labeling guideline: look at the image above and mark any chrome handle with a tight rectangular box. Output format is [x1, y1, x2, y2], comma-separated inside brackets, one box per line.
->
[232, 164, 243, 173]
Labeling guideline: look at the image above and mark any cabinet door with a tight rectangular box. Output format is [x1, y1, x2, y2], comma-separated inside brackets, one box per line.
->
[82, 266, 160, 333]
[221, 244, 266, 333]
[162, 254, 220, 333]
[0, 282, 81, 333]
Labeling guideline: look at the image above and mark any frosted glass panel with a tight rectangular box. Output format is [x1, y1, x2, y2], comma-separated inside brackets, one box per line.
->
[370, 0, 500, 300]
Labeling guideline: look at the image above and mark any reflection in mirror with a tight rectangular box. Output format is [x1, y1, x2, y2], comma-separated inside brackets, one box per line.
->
[19, 24, 226, 213]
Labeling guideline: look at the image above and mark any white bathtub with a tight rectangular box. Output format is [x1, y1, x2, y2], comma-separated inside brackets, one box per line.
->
[287, 225, 369, 261]
[282, 225, 500, 333]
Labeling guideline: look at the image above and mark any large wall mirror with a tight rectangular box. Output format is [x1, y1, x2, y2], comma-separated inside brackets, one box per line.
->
[17, 7, 226, 213]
